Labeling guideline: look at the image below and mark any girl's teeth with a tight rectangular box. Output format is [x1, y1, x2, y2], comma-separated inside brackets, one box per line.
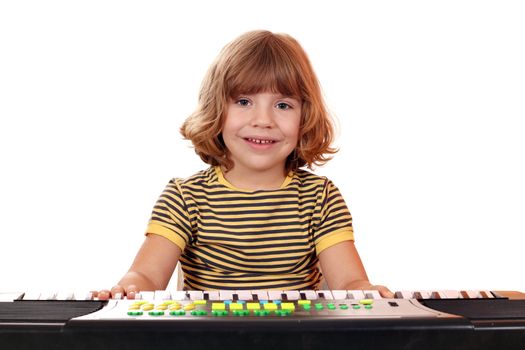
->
[248, 138, 274, 144]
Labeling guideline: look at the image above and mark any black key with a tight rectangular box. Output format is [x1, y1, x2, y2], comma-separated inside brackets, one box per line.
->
[431, 292, 441, 299]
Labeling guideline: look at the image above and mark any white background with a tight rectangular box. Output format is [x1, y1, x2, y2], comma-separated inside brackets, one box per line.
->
[1, 1, 524, 294]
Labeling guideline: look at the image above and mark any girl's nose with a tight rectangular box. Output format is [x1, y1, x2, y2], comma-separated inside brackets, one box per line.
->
[250, 105, 275, 128]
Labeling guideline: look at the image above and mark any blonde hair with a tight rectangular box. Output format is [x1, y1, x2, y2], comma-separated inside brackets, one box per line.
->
[180, 30, 337, 173]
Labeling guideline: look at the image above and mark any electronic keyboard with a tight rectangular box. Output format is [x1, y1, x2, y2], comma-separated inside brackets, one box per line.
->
[1, 289, 524, 350]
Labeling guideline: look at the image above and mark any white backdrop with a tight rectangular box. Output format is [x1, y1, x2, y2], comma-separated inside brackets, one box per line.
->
[1, 1, 524, 294]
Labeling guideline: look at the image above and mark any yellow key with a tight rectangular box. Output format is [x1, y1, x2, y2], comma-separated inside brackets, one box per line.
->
[281, 302, 295, 311]
[229, 303, 243, 310]
[142, 304, 154, 311]
[169, 302, 182, 310]
[247, 303, 260, 310]
[156, 304, 168, 310]
[194, 300, 207, 305]
[183, 303, 196, 311]
[212, 303, 226, 311]
[264, 303, 277, 310]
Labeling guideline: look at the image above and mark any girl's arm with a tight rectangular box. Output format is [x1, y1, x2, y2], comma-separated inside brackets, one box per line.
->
[99, 234, 181, 299]
[318, 240, 394, 298]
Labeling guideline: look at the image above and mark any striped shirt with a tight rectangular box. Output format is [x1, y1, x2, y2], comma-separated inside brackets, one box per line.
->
[146, 166, 354, 290]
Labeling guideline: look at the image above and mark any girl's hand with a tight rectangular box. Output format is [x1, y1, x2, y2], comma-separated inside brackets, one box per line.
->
[368, 284, 395, 299]
[97, 285, 139, 300]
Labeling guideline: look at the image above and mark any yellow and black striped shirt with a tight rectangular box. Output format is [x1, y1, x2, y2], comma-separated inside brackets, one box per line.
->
[146, 166, 354, 290]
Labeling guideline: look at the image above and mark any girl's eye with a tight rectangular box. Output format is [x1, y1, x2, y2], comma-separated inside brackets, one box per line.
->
[236, 98, 250, 106]
[276, 102, 291, 110]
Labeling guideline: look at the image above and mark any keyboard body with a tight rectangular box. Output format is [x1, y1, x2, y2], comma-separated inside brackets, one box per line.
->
[1, 290, 524, 350]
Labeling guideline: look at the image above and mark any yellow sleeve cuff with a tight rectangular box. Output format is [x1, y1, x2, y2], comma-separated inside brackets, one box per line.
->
[315, 229, 354, 255]
[146, 223, 187, 251]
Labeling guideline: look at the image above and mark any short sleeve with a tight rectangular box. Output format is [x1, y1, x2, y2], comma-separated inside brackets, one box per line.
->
[145, 179, 193, 251]
[314, 179, 354, 255]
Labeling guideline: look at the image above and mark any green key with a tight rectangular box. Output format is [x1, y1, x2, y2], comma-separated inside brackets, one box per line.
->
[339, 304, 349, 310]
[212, 310, 228, 317]
[327, 303, 336, 310]
[233, 310, 249, 316]
[148, 311, 164, 316]
[127, 311, 143, 316]
[275, 310, 290, 316]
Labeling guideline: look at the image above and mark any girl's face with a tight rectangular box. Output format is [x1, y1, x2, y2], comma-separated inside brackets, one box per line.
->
[222, 92, 301, 175]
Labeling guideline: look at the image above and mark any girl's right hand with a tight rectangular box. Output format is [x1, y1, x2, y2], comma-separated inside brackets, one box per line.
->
[97, 284, 139, 300]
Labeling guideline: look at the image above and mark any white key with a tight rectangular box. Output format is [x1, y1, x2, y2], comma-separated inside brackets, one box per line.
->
[39, 291, 57, 300]
[187, 291, 203, 300]
[251, 290, 269, 300]
[316, 290, 334, 299]
[205, 291, 220, 301]
[465, 290, 481, 299]
[154, 290, 171, 300]
[73, 291, 93, 301]
[22, 292, 41, 300]
[138, 291, 154, 300]
[112, 292, 123, 300]
[348, 290, 365, 300]
[235, 290, 253, 301]
[268, 290, 284, 300]
[299, 290, 318, 300]
[441, 290, 460, 299]
[331, 290, 348, 300]
[299, 289, 317, 300]
[363, 290, 382, 299]
[56, 291, 74, 300]
[169, 291, 188, 301]
[0, 292, 24, 301]
[219, 290, 236, 300]
[283, 291, 300, 300]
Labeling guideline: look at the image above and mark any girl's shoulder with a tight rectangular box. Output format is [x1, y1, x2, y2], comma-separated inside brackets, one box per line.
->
[169, 167, 217, 188]
[290, 168, 331, 188]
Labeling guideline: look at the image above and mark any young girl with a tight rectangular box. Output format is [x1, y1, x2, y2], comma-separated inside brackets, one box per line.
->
[101, 30, 392, 299]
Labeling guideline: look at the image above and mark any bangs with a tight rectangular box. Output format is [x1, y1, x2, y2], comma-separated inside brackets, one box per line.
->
[224, 36, 305, 99]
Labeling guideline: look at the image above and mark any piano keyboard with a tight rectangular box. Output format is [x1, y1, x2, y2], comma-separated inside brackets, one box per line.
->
[3, 289, 503, 302]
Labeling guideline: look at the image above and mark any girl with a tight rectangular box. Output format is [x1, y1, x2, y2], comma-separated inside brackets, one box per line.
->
[101, 30, 392, 299]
